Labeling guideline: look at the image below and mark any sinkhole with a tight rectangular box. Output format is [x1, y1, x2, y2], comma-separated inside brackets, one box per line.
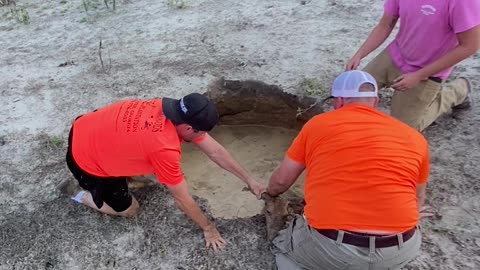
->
[181, 78, 325, 218]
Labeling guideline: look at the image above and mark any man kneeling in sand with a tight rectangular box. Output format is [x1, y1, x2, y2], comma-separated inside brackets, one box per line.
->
[265, 71, 430, 269]
[62, 93, 263, 251]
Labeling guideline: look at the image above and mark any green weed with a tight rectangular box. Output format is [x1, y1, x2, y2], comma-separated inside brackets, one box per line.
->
[167, 0, 188, 9]
[10, 6, 30, 25]
[48, 136, 64, 148]
[300, 78, 328, 97]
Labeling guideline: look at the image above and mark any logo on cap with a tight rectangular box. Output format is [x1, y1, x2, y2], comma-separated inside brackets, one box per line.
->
[180, 98, 188, 114]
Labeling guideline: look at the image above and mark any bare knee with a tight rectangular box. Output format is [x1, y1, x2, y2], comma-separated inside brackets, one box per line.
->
[119, 196, 139, 218]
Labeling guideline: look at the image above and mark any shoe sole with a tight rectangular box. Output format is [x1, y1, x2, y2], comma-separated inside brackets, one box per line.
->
[56, 179, 81, 196]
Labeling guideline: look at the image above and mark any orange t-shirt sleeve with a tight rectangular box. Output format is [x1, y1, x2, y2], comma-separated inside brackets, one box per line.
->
[286, 126, 308, 165]
[417, 144, 430, 184]
[149, 150, 183, 186]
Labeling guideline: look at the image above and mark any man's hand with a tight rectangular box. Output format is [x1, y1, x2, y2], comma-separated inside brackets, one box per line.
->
[247, 180, 266, 199]
[419, 205, 436, 219]
[203, 224, 227, 252]
[391, 72, 425, 91]
[346, 55, 362, 70]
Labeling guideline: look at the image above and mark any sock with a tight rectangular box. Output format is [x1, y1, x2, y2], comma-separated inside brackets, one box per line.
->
[71, 191, 85, 203]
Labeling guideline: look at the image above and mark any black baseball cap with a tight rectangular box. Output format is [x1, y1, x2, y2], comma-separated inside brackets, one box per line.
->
[162, 93, 219, 132]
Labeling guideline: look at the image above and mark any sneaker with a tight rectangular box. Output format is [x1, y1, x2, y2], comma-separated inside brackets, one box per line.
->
[56, 179, 82, 197]
[452, 77, 473, 110]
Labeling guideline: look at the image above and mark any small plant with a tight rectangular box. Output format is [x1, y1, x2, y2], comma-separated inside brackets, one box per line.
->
[82, 0, 90, 12]
[300, 78, 328, 97]
[167, 0, 188, 9]
[48, 136, 64, 148]
[10, 5, 30, 25]
[103, 0, 116, 10]
[82, 0, 100, 12]
[98, 39, 112, 73]
[0, 0, 12, 7]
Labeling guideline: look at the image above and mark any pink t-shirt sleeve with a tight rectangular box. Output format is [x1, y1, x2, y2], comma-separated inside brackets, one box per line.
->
[149, 150, 183, 186]
[450, 0, 480, 33]
[384, 0, 399, 17]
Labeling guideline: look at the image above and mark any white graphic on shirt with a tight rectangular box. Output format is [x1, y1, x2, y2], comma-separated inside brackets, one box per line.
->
[420, 5, 436, 16]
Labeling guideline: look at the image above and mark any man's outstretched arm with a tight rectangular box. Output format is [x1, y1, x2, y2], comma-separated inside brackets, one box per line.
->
[346, 12, 399, 70]
[194, 134, 265, 198]
[167, 180, 226, 251]
[267, 156, 305, 197]
[392, 25, 480, 91]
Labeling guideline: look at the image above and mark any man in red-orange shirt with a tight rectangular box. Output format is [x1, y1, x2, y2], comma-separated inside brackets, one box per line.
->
[64, 93, 263, 251]
[266, 71, 429, 269]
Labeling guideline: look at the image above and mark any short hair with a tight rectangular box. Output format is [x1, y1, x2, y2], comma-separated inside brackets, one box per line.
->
[358, 82, 376, 92]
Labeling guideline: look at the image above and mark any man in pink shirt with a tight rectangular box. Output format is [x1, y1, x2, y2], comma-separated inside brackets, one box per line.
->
[347, 0, 480, 131]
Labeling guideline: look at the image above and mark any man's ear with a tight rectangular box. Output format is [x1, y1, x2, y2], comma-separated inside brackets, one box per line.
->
[334, 97, 343, 109]
[374, 97, 380, 107]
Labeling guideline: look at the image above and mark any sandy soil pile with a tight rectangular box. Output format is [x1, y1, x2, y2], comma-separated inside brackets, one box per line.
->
[1, 0, 479, 269]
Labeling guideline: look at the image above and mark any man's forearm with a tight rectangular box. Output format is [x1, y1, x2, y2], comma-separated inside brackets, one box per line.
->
[208, 148, 255, 185]
[416, 45, 478, 79]
[266, 182, 290, 197]
[416, 184, 427, 211]
[417, 192, 426, 210]
[354, 25, 393, 59]
[174, 196, 211, 231]
[266, 168, 293, 197]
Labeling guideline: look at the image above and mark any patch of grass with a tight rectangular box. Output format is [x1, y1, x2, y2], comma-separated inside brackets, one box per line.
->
[0, 0, 11, 7]
[48, 136, 64, 148]
[82, 0, 99, 12]
[299, 78, 328, 97]
[167, 0, 188, 9]
[60, 0, 67, 4]
[103, 0, 116, 10]
[10, 5, 30, 25]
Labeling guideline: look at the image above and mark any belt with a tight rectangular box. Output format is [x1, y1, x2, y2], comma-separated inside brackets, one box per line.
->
[429, 76, 443, 83]
[315, 227, 416, 248]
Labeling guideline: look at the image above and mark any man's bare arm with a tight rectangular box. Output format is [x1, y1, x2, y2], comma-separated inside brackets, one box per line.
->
[416, 183, 427, 211]
[392, 25, 480, 90]
[194, 134, 264, 198]
[267, 157, 305, 197]
[346, 13, 398, 70]
[416, 25, 480, 79]
[166, 180, 226, 251]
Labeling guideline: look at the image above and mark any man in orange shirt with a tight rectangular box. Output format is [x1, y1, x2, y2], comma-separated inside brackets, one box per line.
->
[266, 71, 429, 269]
[64, 93, 263, 251]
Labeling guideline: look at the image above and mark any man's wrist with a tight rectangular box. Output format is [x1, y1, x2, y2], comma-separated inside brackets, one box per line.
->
[245, 177, 257, 186]
[202, 222, 215, 232]
[265, 186, 279, 197]
[414, 69, 430, 80]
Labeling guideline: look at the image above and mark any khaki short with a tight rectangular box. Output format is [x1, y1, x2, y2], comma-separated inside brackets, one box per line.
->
[272, 215, 422, 270]
[363, 50, 469, 132]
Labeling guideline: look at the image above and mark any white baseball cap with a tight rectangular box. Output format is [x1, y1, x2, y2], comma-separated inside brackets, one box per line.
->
[331, 70, 378, 98]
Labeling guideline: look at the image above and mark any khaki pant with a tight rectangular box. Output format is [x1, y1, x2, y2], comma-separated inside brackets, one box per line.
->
[272, 216, 422, 270]
[363, 50, 468, 132]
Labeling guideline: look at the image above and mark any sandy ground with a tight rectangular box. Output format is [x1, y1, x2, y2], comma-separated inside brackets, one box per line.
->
[1, 0, 480, 269]
[183, 125, 303, 218]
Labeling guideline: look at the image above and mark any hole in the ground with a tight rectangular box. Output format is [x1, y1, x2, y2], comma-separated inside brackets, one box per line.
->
[182, 78, 325, 218]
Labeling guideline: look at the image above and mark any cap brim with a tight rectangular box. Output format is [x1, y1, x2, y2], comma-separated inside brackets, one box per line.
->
[162, 98, 183, 125]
